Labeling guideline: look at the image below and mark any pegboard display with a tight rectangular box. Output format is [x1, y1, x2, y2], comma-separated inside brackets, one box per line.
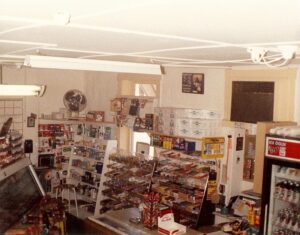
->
[0, 99, 23, 134]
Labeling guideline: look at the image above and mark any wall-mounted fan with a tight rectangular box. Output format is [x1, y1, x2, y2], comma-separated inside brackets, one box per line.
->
[63, 89, 87, 116]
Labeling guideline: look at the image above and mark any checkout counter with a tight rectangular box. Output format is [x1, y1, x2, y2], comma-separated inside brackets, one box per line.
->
[85, 208, 227, 235]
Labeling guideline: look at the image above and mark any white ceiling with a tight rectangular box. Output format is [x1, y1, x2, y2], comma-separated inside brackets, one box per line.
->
[1, 0, 300, 68]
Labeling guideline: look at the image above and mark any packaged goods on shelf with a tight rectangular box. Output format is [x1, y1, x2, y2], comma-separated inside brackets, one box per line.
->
[0, 131, 23, 168]
[154, 107, 222, 138]
[86, 111, 105, 122]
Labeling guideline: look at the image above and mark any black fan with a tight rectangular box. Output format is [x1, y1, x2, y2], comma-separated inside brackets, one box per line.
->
[63, 89, 87, 113]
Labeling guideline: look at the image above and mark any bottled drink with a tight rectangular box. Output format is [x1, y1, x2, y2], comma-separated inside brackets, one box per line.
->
[280, 181, 288, 199]
[286, 181, 295, 202]
[275, 181, 284, 198]
[294, 183, 300, 204]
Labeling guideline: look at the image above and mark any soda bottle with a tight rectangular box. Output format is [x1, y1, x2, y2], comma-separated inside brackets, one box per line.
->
[280, 181, 288, 199]
[275, 181, 283, 198]
[287, 181, 295, 202]
[293, 183, 300, 204]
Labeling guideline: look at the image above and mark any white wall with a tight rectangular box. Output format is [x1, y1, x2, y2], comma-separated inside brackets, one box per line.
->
[2, 66, 117, 164]
[160, 67, 225, 116]
[84, 71, 118, 122]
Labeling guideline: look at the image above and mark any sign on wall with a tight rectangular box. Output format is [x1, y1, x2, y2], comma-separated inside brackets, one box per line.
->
[182, 73, 204, 94]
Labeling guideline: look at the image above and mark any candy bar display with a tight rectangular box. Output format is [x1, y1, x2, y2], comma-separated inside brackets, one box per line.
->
[0, 130, 23, 168]
[100, 150, 156, 214]
[142, 192, 160, 229]
[22, 197, 66, 235]
[152, 150, 210, 228]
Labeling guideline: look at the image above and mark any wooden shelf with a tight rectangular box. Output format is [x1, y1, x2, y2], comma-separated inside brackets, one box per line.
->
[72, 154, 104, 162]
[148, 131, 203, 141]
[117, 95, 156, 100]
[39, 118, 115, 125]
[70, 165, 102, 176]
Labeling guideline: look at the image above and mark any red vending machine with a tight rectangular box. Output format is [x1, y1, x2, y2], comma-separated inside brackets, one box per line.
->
[261, 134, 300, 235]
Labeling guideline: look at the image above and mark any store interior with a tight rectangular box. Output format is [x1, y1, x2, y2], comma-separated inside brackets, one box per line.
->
[0, 1, 300, 235]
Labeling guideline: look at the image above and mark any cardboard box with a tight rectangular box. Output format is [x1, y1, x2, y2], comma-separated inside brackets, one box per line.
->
[158, 208, 186, 235]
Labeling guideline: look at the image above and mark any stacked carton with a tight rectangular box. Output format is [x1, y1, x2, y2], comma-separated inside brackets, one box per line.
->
[154, 107, 222, 138]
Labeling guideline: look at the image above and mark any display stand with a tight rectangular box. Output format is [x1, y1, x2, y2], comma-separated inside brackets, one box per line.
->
[152, 149, 211, 228]
[38, 118, 117, 218]
[99, 149, 156, 214]
[67, 139, 117, 217]
[99, 147, 214, 229]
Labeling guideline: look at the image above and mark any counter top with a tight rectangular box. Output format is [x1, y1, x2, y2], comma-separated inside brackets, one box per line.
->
[88, 208, 226, 235]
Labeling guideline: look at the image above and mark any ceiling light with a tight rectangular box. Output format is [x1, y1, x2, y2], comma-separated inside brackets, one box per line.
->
[0, 85, 46, 97]
[247, 45, 298, 67]
[23, 55, 162, 75]
[277, 45, 298, 60]
[247, 47, 267, 64]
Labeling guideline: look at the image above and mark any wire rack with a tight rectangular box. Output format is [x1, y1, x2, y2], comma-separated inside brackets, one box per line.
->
[0, 99, 23, 134]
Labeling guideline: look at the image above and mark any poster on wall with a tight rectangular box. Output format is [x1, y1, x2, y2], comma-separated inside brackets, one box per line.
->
[182, 73, 204, 94]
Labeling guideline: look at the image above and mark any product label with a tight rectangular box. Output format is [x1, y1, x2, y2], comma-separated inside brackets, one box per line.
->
[266, 137, 300, 161]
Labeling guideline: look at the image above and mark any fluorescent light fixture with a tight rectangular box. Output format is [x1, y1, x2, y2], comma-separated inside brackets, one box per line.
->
[0, 85, 46, 96]
[24, 55, 162, 75]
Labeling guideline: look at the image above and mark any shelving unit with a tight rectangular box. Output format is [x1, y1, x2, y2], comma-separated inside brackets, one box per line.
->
[38, 121, 75, 169]
[110, 96, 155, 130]
[150, 132, 224, 159]
[67, 139, 117, 217]
[38, 118, 117, 217]
[38, 118, 116, 166]
[0, 131, 23, 168]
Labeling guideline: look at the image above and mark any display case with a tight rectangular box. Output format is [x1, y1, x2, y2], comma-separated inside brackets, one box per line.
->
[0, 158, 45, 233]
[99, 149, 156, 214]
[261, 134, 300, 235]
[99, 147, 213, 229]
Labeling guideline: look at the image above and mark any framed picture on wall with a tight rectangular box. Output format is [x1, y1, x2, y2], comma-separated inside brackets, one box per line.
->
[136, 142, 150, 156]
[27, 116, 35, 127]
[182, 73, 204, 94]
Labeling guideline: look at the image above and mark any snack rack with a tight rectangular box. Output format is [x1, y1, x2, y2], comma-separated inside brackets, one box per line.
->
[152, 149, 210, 228]
[100, 148, 211, 228]
[99, 149, 157, 214]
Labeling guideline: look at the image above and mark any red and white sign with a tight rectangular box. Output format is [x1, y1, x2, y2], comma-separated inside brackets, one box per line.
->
[266, 136, 300, 162]
[158, 208, 186, 235]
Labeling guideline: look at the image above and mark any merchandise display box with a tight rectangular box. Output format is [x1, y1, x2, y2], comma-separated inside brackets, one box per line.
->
[158, 208, 186, 235]
[201, 137, 225, 159]
[86, 111, 105, 122]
